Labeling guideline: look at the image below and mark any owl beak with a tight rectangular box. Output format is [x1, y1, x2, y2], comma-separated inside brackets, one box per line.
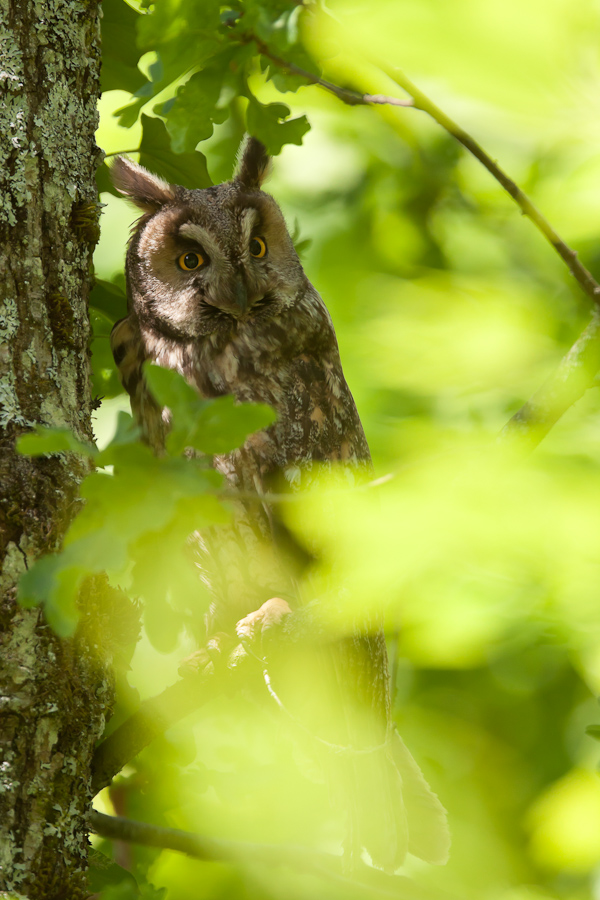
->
[208, 277, 249, 316]
[232, 278, 248, 314]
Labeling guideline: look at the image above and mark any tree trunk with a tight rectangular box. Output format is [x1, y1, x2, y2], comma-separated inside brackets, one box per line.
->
[0, 1, 112, 897]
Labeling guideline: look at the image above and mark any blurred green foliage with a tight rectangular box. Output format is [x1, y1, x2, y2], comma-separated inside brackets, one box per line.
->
[24, 0, 600, 896]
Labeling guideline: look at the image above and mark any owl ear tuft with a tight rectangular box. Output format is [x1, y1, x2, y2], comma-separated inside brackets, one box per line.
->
[110, 156, 175, 212]
[234, 136, 272, 190]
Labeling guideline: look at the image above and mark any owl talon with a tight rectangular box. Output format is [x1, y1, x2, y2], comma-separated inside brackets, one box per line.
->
[235, 597, 292, 643]
[206, 631, 230, 659]
[178, 648, 213, 677]
[179, 632, 233, 677]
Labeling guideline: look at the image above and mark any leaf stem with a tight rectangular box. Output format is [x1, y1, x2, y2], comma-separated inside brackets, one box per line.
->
[500, 311, 600, 449]
[247, 32, 600, 308]
[381, 65, 600, 306]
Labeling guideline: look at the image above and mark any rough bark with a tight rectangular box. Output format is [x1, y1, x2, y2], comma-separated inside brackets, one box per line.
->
[0, 1, 113, 897]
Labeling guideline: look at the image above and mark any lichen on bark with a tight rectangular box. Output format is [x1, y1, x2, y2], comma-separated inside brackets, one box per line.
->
[0, 0, 115, 896]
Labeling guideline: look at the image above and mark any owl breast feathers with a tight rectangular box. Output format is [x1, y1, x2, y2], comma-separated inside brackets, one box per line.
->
[110, 136, 370, 482]
[109, 137, 449, 872]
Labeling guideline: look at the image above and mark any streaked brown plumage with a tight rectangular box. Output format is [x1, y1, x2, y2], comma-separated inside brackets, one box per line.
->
[109, 137, 449, 871]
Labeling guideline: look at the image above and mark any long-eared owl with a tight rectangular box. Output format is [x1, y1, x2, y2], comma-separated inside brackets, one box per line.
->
[109, 137, 449, 871]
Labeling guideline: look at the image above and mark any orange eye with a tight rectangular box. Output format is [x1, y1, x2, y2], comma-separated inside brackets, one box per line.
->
[249, 237, 267, 258]
[178, 251, 204, 271]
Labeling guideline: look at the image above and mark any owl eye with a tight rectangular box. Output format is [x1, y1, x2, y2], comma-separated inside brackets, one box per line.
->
[178, 251, 204, 271]
[249, 237, 267, 258]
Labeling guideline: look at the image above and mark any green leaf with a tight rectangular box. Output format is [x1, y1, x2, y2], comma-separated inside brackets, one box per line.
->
[16, 426, 97, 459]
[17, 556, 83, 637]
[163, 63, 229, 154]
[90, 307, 124, 400]
[90, 279, 127, 322]
[136, 0, 221, 76]
[143, 364, 277, 454]
[90, 307, 115, 339]
[143, 363, 203, 453]
[188, 394, 278, 455]
[91, 335, 124, 400]
[143, 592, 183, 654]
[264, 45, 320, 94]
[138, 115, 212, 189]
[96, 412, 142, 467]
[586, 724, 600, 740]
[246, 97, 310, 156]
[63, 531, 128, 574]
[115, 0, 224, 129]
[43, 567, 84, 637]
[100, 0, 149, 95]
[97, 161, 121, 197]
[18, 554, 64, 610]
[88, 848, 139, 893]
[143, 363, 200, 414]
[95, 883, 141, 900]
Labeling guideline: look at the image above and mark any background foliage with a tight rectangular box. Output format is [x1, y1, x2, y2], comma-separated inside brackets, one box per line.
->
[29, 0, 600, 896]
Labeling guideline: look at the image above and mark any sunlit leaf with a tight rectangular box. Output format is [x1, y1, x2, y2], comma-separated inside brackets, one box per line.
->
[101, 0, 149, 94]
[246, 96, 310, 155]
[144, 364, 277, 455]
[138, 115, 212, 188]
[87, 848, 139, 893]
[16, 426, 96, 459]
[163, 62, 230, 154]
[90, 279, 127, 323]
[187, 394, 278, 454]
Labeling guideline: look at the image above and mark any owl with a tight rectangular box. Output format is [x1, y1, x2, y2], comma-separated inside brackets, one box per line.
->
[109, 137, 449, 871]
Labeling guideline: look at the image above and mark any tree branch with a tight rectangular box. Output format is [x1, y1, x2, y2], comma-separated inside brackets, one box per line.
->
[89, 810, 233, 861]
[245, 36, 600, 440]
[88, 811, 447, 899]
[91, 657, 247, 795]
[88, 810, 340, 870]
[247, 33, 600, 309]
[246, 34, 414, 109]
[380, 65, 600, 307]
[500, 311, 600, 449]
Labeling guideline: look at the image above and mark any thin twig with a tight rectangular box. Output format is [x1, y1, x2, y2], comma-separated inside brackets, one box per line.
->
[500, 311, 600, 448]
[247, 32, 600, 309]
[89, 810, 337, 869]
[380, 65, 600, 307]
[247, 38, 600, 439]
[245, 33, 413, 108]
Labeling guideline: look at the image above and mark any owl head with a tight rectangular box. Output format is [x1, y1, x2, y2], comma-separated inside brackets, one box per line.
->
[111, 137, 307, 339]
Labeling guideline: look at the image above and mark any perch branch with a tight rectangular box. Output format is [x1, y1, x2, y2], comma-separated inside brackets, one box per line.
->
[90, 810, 234, 861]
[500, 311, 600, 448]
[89, 810, 333, 867]
[91, 654, 247, 795]
[88, 811, 435, 899]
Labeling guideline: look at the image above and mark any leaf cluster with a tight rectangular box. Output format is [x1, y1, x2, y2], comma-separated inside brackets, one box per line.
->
[16, 370, 275, 645]
[98, 0, 313, 190]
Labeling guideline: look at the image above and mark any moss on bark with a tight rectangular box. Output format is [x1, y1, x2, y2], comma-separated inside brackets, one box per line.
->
[0, 1, 115, 896]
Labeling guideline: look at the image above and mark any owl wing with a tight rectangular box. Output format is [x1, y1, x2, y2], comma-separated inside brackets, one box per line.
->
[110, 316, 169, 452]
[265, 351, 450, 870]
